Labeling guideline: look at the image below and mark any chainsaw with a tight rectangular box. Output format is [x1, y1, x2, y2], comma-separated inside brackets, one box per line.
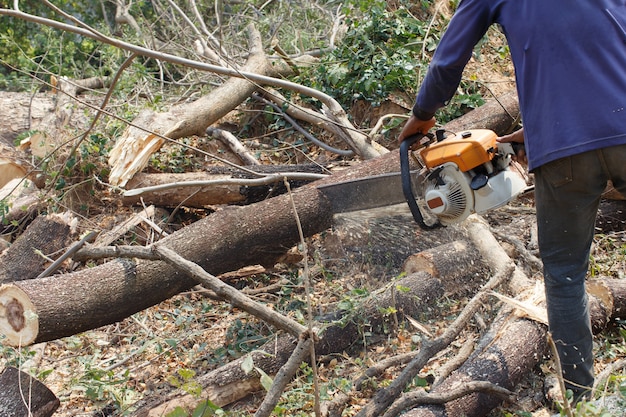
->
[318, 129, 530, 230]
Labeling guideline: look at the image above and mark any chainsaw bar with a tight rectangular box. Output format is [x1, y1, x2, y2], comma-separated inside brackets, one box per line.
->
[317, 172, 412, 214]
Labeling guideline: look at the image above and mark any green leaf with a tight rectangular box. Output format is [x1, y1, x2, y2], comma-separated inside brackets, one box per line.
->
[192, 399, 221, 417]
[257, 368, 274, 392]
[241, 355, 254, 374]
[165, 406, 189, 417]
[178, 368, 196, 380]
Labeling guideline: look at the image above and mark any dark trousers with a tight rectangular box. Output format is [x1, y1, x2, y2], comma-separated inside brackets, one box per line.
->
[534, 143, 626, 400]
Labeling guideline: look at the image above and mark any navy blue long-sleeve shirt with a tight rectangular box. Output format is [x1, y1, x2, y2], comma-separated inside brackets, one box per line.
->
[414, 0, 626, 170]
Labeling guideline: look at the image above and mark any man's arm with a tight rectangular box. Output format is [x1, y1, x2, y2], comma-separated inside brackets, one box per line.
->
[401, 0, 494, 142]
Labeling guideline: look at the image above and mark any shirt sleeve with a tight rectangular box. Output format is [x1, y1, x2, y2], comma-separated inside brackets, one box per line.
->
[414, 0, 494, 119]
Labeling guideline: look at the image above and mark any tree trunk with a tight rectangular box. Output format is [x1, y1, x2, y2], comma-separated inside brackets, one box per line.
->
[443, 90, 519, 136]
[0, 190, 332, 346]
[0, 366, 59, 417]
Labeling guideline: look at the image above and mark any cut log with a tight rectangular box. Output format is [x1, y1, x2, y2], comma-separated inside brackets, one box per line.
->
[403, 240, 475, 277]
[0, 366, 59, 417]
[0, 151, 28, 189]
[395, 215, 626, 417]
[443, 90, 519, 136]
[0, 213, 74, 284]
[0, 91, 521, 346]
[129, 241, 489, 416]
[0, 193, 331, 346]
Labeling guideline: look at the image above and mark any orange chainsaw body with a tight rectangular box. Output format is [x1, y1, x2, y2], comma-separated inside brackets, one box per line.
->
[419, 129, 497, 172]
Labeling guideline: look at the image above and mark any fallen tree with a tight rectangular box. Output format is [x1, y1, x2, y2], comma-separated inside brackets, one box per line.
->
[397, 276, 626, 417]
[377, 217, 626, 417]
[0, 91, 521, 347]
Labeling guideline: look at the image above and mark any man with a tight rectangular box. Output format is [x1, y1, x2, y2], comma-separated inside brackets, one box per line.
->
[398, 0, 626, 403]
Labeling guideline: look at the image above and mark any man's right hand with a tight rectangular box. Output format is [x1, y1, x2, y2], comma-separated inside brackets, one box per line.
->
[398, 114, 436, 145]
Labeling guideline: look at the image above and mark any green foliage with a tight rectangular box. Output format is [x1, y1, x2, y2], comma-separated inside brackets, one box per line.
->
[296, 0, 490, 124]
[241, 355, 274, 391]
[165, 400, 224, 417]
[71, 355, 137, 412]
[223, 319, 272, 356]
[0, 1, 116, 89]
[300, 0, 434, 108]
[167, 368, 203, 397]
[0, 342, 37, 369]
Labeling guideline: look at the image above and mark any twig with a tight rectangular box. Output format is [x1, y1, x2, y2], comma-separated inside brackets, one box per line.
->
[383, 381, 514, 417]
[284, 178, 321, 417]
[253, 94, 354, 157]
[355, 351, 420, 390]
[594, 357, 626, 392]
[93, 205, 157, 247]
[369, 113, 410, 138]
[36, 231, 98, 278]
[432, 336, 476, 387]
[73, 245, 159, 261]
[548, 332, 574, 417]
[271, 40, 299, 75]
[206, 127, 261, 166]
[492, 230, 543, 272]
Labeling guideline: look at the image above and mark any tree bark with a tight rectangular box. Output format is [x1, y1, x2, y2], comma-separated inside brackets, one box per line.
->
[443, 90, 520, 136]
[0, 366, 59, 417]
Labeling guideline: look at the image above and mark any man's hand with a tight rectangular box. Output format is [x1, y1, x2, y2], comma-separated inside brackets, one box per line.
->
[398, 114, 436, 144]
[497, 128, 527, 165]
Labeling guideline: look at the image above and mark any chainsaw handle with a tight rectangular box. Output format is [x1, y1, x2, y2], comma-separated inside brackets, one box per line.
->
[399, 135, 441, 230]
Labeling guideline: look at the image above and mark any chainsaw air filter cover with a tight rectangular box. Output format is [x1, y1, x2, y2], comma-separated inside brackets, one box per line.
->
[420, 129, 497, 172]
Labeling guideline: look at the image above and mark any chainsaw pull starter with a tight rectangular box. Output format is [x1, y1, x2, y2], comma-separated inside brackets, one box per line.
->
[400, 134, 441, 230]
